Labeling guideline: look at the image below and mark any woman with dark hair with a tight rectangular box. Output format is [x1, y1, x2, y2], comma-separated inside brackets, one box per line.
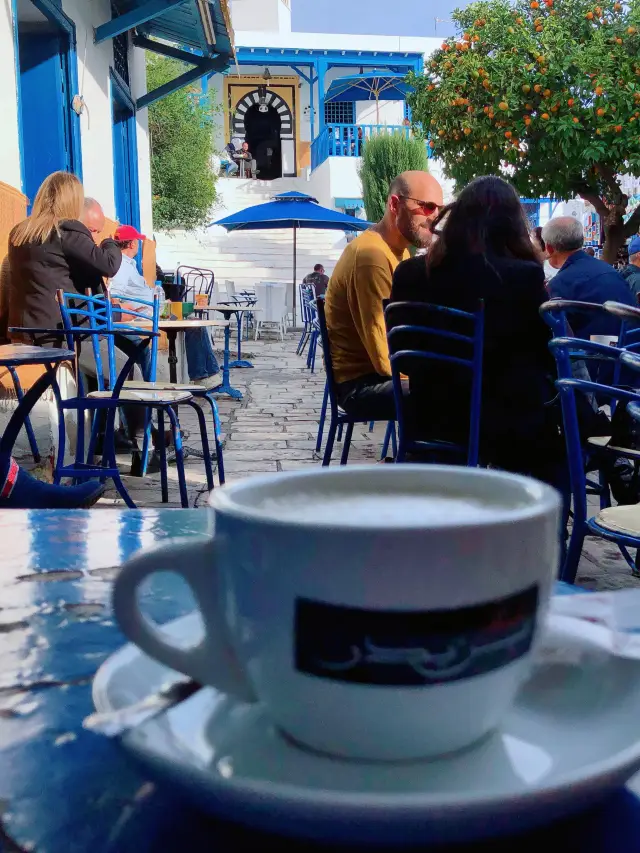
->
[389, 175, 564, 486]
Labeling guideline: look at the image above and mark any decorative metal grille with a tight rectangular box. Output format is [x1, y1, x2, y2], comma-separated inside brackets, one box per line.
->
[324, 102, 355, 125]
[111, 2, 130, 88]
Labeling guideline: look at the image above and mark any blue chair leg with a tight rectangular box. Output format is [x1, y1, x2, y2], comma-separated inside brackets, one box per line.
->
[323, 420, 338, 466]
[189, 400, 214, 492]
[316, 382, 329, 453]
[140, 410, 153, 477]
[340, 422, 354, 465]
[204, 394, 225, 486]
[390, 421, 397, 457]
[157, 409, 169, 504]
[369, 421, 375, 433]
[104, 407, 136, 508]
[381, 420, 394, 460]
[337, 422, 344, 442]
[167, 406, 189, 508]
[9, 368, 40, 463]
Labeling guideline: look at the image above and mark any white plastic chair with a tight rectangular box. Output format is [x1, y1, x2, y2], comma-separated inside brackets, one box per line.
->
[254, 282, 287, 341]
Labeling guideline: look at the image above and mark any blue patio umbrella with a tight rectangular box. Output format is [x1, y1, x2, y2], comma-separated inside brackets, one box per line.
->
[211, 191, 370, 319]
[325, 72, 413, 123]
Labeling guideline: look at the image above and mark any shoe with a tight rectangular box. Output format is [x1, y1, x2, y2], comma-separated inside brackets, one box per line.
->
[191, 374, 223, 391]
[0, 463, 106, 509]
[130, 450, 162, 477]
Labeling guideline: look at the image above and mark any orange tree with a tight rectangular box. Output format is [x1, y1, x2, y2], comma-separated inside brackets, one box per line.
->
[408, 0, 640, 261]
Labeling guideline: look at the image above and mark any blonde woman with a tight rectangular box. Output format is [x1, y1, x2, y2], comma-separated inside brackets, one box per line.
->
[8, 171, 121, 345]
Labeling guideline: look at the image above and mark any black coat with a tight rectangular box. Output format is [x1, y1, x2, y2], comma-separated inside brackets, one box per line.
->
[389, 252, 562, 471]
[8, 220, 122, 342]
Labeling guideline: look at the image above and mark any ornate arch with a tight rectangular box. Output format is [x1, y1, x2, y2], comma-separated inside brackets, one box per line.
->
[232, 89, 293, 139]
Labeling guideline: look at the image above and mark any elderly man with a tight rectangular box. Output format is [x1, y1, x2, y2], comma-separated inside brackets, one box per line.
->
[543, 216, 634, 338]
[325, 170, 443, 420]
[83, 197, 106, 240]
[303, 263, 330, 297]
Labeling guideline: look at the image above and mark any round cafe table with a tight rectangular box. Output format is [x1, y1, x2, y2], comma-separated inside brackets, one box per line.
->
[195, 304, 260, 369]
[0, 344, 75, 458]
[1, 505, 640, 852]
[134, 319, 242, 400]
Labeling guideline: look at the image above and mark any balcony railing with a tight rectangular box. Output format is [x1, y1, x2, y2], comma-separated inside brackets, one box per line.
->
[310, 124, 431, 171]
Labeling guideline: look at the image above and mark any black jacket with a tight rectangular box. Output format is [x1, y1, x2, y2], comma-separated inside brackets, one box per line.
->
[8, 220, 122, 342]
[390, 252, 562, 469]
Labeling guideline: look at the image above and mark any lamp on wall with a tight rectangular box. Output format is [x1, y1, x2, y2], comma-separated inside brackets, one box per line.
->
[258, 68, 272, 113]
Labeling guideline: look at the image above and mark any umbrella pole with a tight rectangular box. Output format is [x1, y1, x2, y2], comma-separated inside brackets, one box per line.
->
[292, 225, 297, 328]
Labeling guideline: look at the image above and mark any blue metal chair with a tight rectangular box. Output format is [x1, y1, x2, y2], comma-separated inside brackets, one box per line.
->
[5, 367, 40, 462]
[548, 334, 640, 582]
[102, 288, 225, 485]
[384, 300, 484, 465]
[296, 283, 315, 356]
[314, 297, 396, 465]
[178, 266, 215, 304]
[306, 298, 321, 373]
[56, 291, 194, 507]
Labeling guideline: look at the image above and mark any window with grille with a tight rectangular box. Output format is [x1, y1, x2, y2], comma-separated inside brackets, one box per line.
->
[111, 2, 130, 88]
[324, 102, 355, 125]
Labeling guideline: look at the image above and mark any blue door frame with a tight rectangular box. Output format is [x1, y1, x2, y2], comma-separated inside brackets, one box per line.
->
[110, 70, 141, 231]
[11, 0, 82, 201]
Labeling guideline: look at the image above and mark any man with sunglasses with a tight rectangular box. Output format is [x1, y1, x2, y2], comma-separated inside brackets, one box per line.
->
[325, 170, 443, 421]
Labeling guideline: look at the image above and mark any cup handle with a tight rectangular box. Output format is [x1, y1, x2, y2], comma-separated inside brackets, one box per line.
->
[112, 537, 256, 703]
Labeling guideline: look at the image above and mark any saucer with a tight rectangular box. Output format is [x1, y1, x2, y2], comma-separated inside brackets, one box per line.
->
[93, 611, 640, 846]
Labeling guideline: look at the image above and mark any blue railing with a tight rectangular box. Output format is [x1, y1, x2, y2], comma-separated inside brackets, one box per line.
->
[310, 124, 431, 171]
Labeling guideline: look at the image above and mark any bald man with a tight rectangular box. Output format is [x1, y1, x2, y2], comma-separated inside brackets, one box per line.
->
[83, 197, 106, 244]
[325, 170, 443, 420]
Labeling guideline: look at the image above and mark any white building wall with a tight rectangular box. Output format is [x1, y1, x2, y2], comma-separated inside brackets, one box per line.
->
[62, 0, 117, 218]
[0, 2, 21, 189]
[230, 0, 291, 34]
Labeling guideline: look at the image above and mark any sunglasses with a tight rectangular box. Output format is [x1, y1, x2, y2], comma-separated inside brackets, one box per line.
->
[397, 195, 441, 215]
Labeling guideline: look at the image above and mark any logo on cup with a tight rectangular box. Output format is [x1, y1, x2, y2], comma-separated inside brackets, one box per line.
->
[295, 586, 538, 687]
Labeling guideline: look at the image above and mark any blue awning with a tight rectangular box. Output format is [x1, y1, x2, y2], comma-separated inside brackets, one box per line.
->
[335, 197, 364, 209]
[101, 1, 234, 58]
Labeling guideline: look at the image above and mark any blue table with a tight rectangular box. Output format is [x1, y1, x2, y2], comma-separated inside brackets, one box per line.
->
[197, 305, 256, 370]
[1, 507, 639, 853]
[0, 345, 75, 459]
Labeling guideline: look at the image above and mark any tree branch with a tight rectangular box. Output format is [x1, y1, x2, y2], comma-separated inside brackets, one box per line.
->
[573, 183, 608, 218]
[595, 164, 627, 206]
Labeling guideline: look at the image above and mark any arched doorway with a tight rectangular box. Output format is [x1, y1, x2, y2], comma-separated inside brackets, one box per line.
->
[244, 104, 281, 180]
[232, 89, 295, 179]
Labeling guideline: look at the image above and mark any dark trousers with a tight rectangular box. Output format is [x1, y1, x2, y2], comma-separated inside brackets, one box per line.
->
[336, 373, 406, 421]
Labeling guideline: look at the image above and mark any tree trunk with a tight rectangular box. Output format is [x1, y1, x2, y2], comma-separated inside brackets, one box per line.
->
[601, 211, 626, 265]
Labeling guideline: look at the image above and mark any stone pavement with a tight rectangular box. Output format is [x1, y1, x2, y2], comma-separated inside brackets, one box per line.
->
[99, 331, 640, 593]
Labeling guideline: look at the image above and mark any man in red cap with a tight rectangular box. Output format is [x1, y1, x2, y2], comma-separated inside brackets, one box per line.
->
[110, 225, 221, 389]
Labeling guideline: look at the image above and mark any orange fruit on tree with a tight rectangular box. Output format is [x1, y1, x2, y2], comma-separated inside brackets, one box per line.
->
[596, 128, 602, 134]
[428, 84, 435, 91]
[586, 11, 594, 19]
[597, 107, 606, 116]
[483, 144, 488, 150]
[524, 115, 532, 125]
[550, 9, 557, 14]
[523, 84, 531, 94]
[551, 103, 559, 112]
[544, 88, 551, 97]
[567, 98, 574, 106]
[461, 43, 470, 51]
[472, 35, 480, 42]
[505, 130, 512, 138]
[525, 102, 534, 110]
[536, 55, 545, 63]
[464, 127, 472, 135]
[544, 0, 553, 6]
[573, 116, 580, 123]
[614, 1, 622, 9]
[534, 84, 542, 93]
[463, 32, 471, 41]
[615, 124, 622, 132]
[438, 129, 445, 136]
[535, 25, 543, 32]
[628, 27, 637, 35]
[541, 112, 550, 120]
[483, 79, 491, 89]
[595, 86, 604, 95]
[631, 116, 637, 122]
[531, 0, 539, 8]
[616, 37, 623, 45]
[499, 101, 509, 110]
[516, 16, 524, 24]
[467, 105, 474, 113]
[429, 140, 435, 148]
[595, 5, 602, 13]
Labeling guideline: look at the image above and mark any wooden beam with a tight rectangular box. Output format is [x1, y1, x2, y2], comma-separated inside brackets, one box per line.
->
[94, 0, 186, 44]
[136, 55, 228, 109]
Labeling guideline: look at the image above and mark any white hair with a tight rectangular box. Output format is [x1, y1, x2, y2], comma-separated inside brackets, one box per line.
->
[541, 217, 584, 252]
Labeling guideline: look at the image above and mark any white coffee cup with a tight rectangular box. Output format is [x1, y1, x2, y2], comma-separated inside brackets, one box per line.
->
[113, 465, 560, 762]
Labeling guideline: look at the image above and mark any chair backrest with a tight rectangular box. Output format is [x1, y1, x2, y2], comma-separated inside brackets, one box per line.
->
[254, 281, 287, 323]
[548, 335, 639, 530]
[177, 265, 215, 302]
[104, 286, 160, 382]
[299, 283, 315, 324]
[384, 300, 484, 465]
[540, 298, 621, 339]
[57, 289, 158, 391]
[224, 280, 237, 301]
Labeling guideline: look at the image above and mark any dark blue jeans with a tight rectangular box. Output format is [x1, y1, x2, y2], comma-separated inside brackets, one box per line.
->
[185, 328, 219, 380]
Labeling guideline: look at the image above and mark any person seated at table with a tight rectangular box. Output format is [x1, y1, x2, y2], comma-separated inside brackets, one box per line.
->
[220, 142, 239, 177]
[303, 264, 330, 297]
[7, 174, 122, 349]
[325, 170, 443, 421]
[543, 216, 634, 338]
[110, 225, 221, 389]
[0, 453, 105, 509]
[389, 175, 566, 494]
[234, 142, 256, 178]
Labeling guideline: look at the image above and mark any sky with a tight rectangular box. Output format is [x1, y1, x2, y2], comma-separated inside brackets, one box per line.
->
[292, 0, 462, 38]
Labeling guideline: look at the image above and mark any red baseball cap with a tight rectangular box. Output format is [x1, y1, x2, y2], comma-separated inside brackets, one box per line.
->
[114, 224, 146, 241]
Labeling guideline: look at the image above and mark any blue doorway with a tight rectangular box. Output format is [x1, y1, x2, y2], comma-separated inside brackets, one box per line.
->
[13, 0, 81, 206]
[111, 71, 140, 229]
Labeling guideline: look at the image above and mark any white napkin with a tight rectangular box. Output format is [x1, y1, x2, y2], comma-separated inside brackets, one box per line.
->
[550, 590, 640, 658]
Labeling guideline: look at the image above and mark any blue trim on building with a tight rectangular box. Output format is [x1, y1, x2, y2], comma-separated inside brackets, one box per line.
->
[95, 0, 185, 44]
[110, 69, 141, 232]
[10, 0, 26, 195]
